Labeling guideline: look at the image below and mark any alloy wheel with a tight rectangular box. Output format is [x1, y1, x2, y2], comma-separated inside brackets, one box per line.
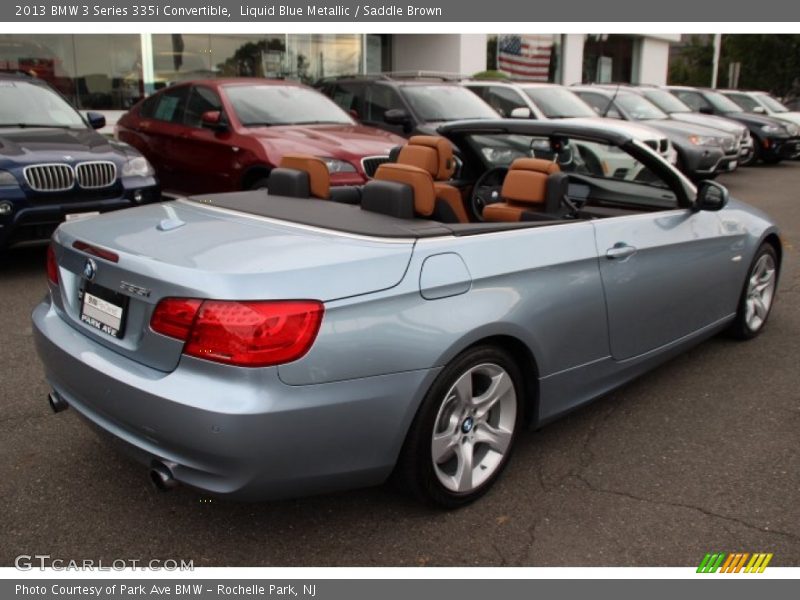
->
[745, 253, 777, 332]
[431, 363, 517, 493]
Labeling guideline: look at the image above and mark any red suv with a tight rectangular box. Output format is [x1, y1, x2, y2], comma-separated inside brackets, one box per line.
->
[115, 79, 406, 195]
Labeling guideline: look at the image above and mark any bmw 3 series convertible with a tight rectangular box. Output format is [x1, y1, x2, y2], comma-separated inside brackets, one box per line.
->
[33, 120, 781, 507]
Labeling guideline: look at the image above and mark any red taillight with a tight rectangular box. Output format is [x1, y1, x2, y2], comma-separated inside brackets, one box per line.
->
[46, 244, 59, 286]
[150, 298, 203, 340]
[150, 299, 324, 367]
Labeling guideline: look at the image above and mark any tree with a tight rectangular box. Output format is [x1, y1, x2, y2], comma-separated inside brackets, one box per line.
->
[721, 35, 800, 97]
[668, 35, 713, 87]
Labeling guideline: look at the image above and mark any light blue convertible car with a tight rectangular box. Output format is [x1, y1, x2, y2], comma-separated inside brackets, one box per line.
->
[33, 121, 781, 507]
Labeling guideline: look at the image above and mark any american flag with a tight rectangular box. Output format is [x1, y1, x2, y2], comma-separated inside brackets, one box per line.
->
[497, 35, 554, 81]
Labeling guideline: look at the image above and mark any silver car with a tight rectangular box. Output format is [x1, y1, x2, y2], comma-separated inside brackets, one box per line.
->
[33, 120, 781, 507]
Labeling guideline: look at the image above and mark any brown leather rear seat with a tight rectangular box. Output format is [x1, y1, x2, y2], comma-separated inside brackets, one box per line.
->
[270, 154, 361, 204]
[483, 158, 567, 222]
[372, 163, 436, 218]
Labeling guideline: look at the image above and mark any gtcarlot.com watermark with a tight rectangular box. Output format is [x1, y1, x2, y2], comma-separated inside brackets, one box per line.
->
[15, 554, 194, 571]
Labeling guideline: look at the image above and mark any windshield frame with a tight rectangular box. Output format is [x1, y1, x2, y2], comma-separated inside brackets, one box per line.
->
[704, 90, 746, 113]
[223, 83, 355, 127]
[399, 84, 499, 122]
[641, 89, 693, 114]
[520, 86, 597, 119]
[0, 79, 88, 129]
[614, 92, 670, 121]
[755, 93, 790, 113]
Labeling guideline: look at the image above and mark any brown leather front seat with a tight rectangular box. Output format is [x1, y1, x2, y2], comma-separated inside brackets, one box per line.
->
[483, 158, 565, 222]
[395, 136, 469, 223]
[372, 163, 436, 218]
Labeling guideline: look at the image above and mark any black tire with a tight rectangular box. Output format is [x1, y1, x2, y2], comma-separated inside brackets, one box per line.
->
[397, 345, 524, 508]
[762, 156, 782, 165]
[728, 243, 779, 340]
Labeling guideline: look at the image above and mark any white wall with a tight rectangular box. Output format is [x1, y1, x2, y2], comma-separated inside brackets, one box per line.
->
[637, 37, 672, 85]
[392, 34, 487, 76]
[560, 34, 585, 85]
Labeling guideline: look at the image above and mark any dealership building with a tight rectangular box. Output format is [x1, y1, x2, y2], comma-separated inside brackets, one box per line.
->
[0, 33, 680, 123]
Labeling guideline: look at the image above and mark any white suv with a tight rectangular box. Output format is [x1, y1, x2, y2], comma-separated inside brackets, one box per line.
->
[721, 90, 800, 128]
[463, 80, 678, 165]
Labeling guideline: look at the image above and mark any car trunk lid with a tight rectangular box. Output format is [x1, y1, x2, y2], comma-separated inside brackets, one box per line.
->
[49, 199, 414, 372]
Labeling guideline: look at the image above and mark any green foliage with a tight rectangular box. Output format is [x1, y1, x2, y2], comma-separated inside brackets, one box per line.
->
[669, 34, 800, 98]
[471, 70, 509, 80]
[668, 35, 713, 87]
[487, 36, 498, 71]
[721, 34, 800, 97]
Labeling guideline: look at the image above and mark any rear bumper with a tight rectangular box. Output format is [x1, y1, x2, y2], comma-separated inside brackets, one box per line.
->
[32, 297, 435, 500]
[0, 179, 159, 248]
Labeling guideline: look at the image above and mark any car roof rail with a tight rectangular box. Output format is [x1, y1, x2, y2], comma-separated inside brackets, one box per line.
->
[314, 71, 469, 86]
[381, 70, 464, 81]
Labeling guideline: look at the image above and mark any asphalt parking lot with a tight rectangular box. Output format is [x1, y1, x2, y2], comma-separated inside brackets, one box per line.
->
[1, 163, 799, 568]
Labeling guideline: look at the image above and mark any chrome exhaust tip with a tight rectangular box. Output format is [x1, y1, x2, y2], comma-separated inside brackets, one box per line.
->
[149, 461, 178, 492]
[48, 391, 68, 413]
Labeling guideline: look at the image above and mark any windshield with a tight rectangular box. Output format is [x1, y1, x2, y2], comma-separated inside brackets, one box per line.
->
[615, 93, 669, 120]
[704, 91, 745, 113]
[642, 89, 692, 114]
[226, 85, 354, 126]
[0, 80, 86, 128]
[522, 87, 596, 118]
[756, 93, 789, 113]
[401, 85, 499, 122]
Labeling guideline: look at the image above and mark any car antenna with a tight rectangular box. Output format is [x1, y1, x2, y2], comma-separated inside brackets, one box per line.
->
[602, 83, 621, 118]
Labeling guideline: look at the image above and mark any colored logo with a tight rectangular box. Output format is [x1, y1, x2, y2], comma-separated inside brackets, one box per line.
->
[697, 552, 773, 573]
[82, 258, 97, 281]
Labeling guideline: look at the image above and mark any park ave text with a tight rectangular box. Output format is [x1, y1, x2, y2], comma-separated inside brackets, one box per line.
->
[16, 584, 317, 597]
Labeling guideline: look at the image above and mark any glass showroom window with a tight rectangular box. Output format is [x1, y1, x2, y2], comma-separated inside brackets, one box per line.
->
[582, 34, 636, 84]
[210, 35, 288, 78]
[0, 34, 142, 110]
[152, 34, 213, 89]
[73, 35, 143, 109]
[286, 34, 362, 84]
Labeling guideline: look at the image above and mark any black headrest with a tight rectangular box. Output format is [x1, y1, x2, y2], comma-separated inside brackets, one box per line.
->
[544, 172, 569, 213]
[360, 180, 415, 219]
[329, 186, 362, 205]
[268, 168, 310, 198]
[388, 145, 403, 163]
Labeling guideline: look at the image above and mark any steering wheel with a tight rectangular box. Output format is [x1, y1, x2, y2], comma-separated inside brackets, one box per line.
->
[469, 166, 508, 221]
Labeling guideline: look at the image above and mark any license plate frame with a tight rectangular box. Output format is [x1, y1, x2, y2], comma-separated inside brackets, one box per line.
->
[79, 281, 129, 339]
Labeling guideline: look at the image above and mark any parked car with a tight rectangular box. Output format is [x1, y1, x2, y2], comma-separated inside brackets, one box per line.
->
[35, 119, 781, 507]
[623, 86, 755, 166]
[572, 86, 739, 179]
[665, 86, 800, 164]
[720, 89, 800, 129]
[462, 80, 677, 165]
[115, 78, 406, 195]
[0, 73, 159, 252]
[316, 73, 500, 137]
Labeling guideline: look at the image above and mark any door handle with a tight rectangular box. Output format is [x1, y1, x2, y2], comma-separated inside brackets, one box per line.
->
[606, 243, 637, 260]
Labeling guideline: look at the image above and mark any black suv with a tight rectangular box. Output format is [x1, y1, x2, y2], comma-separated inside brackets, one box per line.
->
[316, 73, 499, 137]
[0, 74, 159, 251]
[665, 86, 800, 164]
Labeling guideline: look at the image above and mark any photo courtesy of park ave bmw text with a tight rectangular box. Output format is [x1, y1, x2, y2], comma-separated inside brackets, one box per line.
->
[0, 0, 799, 597]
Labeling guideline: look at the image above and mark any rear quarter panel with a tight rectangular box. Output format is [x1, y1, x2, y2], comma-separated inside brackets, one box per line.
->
[278, 221, 610, 386]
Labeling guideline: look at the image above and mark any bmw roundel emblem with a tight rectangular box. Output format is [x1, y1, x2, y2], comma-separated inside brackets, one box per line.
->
[83, 258, 97, 281]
